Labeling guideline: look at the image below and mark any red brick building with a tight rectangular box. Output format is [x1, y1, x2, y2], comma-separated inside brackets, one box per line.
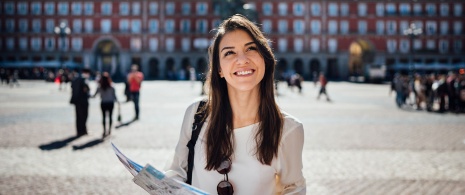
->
[1, 0, 464, 80]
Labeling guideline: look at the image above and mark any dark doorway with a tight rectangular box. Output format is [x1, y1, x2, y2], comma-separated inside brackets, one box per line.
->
[293, 59, 304, 77]
[327, 58, 339, 80]
[148, 58, 159, 79]
[309, 59, 321, 81]
[165, 58, 176, 80]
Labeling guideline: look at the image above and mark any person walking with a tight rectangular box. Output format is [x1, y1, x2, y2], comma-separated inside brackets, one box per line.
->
[165, 14, 306, 195]
[317, 72, 331, 101]
[70, 68, 91, 137]
[127, 64, 144, 120]
[92, 72, 118, 139]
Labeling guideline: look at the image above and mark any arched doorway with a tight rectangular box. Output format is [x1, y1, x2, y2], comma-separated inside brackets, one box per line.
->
[277, 58, 287, 80]
[293, 58, 304, 77]
[196, 58, 208, 80]
[94, 40, 119, 77]
[148, 58, 159, 80]
[181, 57, 191, 80]
[309, 59, 321, 81]
[348, 39, 375, 77]
[165, 58, 176, 80]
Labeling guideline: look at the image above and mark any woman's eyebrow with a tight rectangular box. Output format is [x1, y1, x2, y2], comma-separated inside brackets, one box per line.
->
[221, 42, 256, 53]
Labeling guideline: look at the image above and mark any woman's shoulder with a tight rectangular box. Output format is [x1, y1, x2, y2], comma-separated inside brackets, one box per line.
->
[280, 111, 304, 136]
[185, 98, 207, 113]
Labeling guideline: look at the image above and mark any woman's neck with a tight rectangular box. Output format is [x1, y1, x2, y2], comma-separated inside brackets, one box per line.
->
[227, 88, 260, 129]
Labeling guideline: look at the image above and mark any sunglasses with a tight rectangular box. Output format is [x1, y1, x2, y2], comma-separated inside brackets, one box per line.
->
[217, 159, 234, 195]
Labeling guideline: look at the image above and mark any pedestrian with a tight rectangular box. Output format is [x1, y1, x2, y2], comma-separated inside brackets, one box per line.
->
[0, 68, 7, 85]
[92, 72, 118, 139]
[9, 69, 20, 88]
[127, 64, 144, 120]
[165, 14, 306, 195]
[70, 68, 91, 137]
[188, 65, 197, 87]
[317, 72, 331, 101]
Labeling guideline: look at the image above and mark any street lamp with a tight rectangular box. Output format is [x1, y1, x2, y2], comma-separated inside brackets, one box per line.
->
[54, 22, 71, 70]
[403, 23, 422, 78]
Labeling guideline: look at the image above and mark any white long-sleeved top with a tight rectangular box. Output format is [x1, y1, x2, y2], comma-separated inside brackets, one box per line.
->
[165, 101, 306, 195]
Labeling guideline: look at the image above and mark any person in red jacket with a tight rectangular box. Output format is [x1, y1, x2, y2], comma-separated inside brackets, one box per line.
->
[127, 64, 144, 120]
[317, 72, 331, 102]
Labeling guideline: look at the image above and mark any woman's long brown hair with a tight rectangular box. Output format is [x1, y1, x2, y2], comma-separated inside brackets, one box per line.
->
[203, 14, 283, 170]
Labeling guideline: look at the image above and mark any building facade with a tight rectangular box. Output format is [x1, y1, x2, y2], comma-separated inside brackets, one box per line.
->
[1, 0, 464, 80]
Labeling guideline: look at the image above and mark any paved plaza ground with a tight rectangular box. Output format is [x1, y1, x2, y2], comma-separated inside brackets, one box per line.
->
[0, 80, 464, 195]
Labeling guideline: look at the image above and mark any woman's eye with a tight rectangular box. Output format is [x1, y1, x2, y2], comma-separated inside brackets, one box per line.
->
[224, 51, 235, 56]
[247, 46, 257, 52]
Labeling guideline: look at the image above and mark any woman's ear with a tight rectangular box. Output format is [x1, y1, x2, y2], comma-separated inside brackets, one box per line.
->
[219, 70, 224, 78]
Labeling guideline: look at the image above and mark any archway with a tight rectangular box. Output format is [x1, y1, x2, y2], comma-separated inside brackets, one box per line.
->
[148, 58, 159, 79]
[309, 59, 321, 81]
[94, 40, 119, 77]
[293, 58, 304, 76]
[196, 58, 208, 80]
[348, 39, 375, 77]
[181, 57, 191, 80]
[276, 58, 287, 80]
[165, 58, 176, 80]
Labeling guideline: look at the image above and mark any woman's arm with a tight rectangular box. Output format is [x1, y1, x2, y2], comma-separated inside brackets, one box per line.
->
[279, 123, 306, 195]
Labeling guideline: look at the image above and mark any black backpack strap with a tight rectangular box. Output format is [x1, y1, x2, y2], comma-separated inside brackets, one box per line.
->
[186, 100, 207, 185]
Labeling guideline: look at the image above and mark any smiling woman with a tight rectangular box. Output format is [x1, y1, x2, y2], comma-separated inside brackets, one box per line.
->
[165, 14, 306, 195]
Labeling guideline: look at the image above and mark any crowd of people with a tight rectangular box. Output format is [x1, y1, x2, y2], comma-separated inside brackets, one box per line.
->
[391, 71, 465, 113]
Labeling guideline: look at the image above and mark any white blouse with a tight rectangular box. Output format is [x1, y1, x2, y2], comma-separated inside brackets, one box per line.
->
[165, 101, 306, 195]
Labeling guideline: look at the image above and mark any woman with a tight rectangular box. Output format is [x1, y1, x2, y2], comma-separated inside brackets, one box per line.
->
[166, 15, 306, 194]
[93, 72, 118, 138]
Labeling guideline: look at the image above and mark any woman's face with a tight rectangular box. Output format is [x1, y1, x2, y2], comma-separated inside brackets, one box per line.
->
[218, 30, 265, 92]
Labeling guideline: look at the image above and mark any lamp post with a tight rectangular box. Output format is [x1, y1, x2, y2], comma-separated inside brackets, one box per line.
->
[403, 23, 422, 79]
[54, 22, 71, 70]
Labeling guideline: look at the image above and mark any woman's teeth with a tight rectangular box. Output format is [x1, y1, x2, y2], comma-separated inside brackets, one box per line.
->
[236, 70, 253, 75]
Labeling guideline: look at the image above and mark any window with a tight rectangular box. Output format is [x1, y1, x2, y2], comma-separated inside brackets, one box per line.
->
[278, 20, 288, 33]
[5, 2, 14, 15]
[197, 2, 207, 15]
[32, 2, 41, 15]
[6, 19, 14, 32]
[148, 20, 159, 33]
[413, 4, 422, 15]
[73, 19, 82, 33]
[149, 2, 158, 15]
[426, 40, 435, 50]
[454, 21, 463, 35]
[20, 37, 28, 50]
[166, 2, 175, 15]
[311, 3, 321, 16]
[328, 20, 337, 34]
[340, 20, 349, 34]
[196, 19, 208, 33]
[46, 19, 55, 33]
[120, 2, 129, 15]
[165, 38, 175, 52]
[182, 3, 191, 15]
[293, 20, 304, 34]
[278, 38, 287, 52]
[120, 19, 129, 32]
[454, 40, 463, 53]
[149, 38, 158, 52]
[376, 21, 384, 35]
[19, 19, 28, 32]
[455, 4, 463, 17]
[72, 2, 82, 15]
[399, 21, 409, 35]
[18, 2, 28, 15]
[262, 20, 272, 34]
[440, 21, 449, 35]
[376, 3, 384, 16]
[358, 21, 367, 34]
[32, 19, 41, 32]
[131, 20, 141, 33]
[101, 19, 111, 33]
[294, 38, 303, 53]
[400, 3, 410, 16]
[31, 37, 42, 51]
[85, 19, 93, 33]
[182, 38, 190, 52]
[165, 20, 174, 33]
[212, 19, 221, 29]
[413, 39, 422, 50]
[131, 37, 142, 51]
[386, 21, 397, 35]
[426, 21, 437, 35]
[311, 20, 321, 34]
[84, 2, 93, 15]
[399, 39, 409, 53]
[263, 3, 272, 16]
[439, 40, 449, 53]
[328, 3, 338, 16]
[310, 38, 320, 53]
[387, 40, 397, 53]
[293, 3, 304, 16]
[132, 2, 140, 15]
[102, 2, 112, 15]
[340, 3, 349, 16]
[45, 37, 55, 51]
[278, 3, 287, 16]
[72, 37, 82, 51]
[181, 20, 191, 33]
[440, 3, 449, 16]
[328, 39, 337, 53]
[6, 38, 14, 50]
[358, 3, 367, 16]
[426, 3, 436, 16]
[58, 2, 68, 15]
[386, 3, 396, 15]
[45, 2, 55, 15]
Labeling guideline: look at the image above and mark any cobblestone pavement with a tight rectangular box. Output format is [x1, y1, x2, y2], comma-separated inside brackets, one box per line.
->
[1, 80, 464, 195]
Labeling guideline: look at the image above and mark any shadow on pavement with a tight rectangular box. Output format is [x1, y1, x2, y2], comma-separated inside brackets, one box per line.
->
[72, 138, 104, 150]
[39, 135, 80, 151]
[115, 118, 137, 129]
